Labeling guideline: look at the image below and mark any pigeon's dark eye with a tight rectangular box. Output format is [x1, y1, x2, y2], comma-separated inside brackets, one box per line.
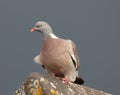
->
[36, 25, 43, 28]
[40, 24, 43, 27]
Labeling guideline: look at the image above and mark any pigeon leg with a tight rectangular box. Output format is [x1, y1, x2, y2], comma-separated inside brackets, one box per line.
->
[60, 77, 70, 84]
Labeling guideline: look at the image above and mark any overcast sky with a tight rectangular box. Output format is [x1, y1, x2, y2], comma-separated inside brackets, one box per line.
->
[0, 0, 119, 95]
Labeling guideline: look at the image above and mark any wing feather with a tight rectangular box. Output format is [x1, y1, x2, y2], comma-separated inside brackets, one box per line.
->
[67, 40, 80, 70]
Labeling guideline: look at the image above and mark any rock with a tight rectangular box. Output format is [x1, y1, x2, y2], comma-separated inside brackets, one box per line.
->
[13, 72, 112, 95]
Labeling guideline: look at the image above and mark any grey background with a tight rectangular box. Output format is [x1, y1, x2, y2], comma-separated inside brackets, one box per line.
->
[0, 0, 119, 95]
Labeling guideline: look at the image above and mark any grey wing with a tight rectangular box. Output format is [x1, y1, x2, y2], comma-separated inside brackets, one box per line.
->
[34, 54, 46, 69]
[33, 54, 42, 64]
[68, 40, 80, 70]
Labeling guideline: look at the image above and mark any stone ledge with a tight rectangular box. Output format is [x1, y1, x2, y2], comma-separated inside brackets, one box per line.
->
[13, 72, 112, 95]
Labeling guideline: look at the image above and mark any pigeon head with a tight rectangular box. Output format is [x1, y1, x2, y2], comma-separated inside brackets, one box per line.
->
[30, 21, 54, 37]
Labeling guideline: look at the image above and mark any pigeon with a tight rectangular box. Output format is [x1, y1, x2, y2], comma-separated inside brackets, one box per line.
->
[30, 21, 84, 84]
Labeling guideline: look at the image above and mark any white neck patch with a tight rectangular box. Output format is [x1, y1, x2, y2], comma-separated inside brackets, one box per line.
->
[50, 33, 58, 39]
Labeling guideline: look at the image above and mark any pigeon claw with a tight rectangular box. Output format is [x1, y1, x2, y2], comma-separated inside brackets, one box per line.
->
[60, 77, 70, 85]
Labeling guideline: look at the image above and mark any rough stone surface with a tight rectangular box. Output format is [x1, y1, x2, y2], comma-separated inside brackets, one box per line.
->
[13, 72, 112, 95]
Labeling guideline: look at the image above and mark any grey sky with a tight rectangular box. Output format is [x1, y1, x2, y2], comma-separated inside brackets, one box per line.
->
[0, 0, 119, 95]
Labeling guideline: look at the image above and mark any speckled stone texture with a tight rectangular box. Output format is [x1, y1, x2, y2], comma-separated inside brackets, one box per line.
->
[13, 72, 112, 95]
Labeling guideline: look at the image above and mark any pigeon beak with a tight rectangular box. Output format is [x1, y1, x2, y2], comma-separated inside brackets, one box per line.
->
[30, 27, 36, 32]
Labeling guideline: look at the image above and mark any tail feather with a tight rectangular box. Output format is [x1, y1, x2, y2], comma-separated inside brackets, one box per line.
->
[74, 76, 84, 85]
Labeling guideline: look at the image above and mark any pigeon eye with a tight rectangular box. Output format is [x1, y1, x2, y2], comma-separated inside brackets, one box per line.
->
[36, 25, 43, 28]
[40, 25, 43, 27]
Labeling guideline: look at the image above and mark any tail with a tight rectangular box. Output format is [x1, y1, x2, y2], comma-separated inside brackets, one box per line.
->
[74, 76, 84, 85]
